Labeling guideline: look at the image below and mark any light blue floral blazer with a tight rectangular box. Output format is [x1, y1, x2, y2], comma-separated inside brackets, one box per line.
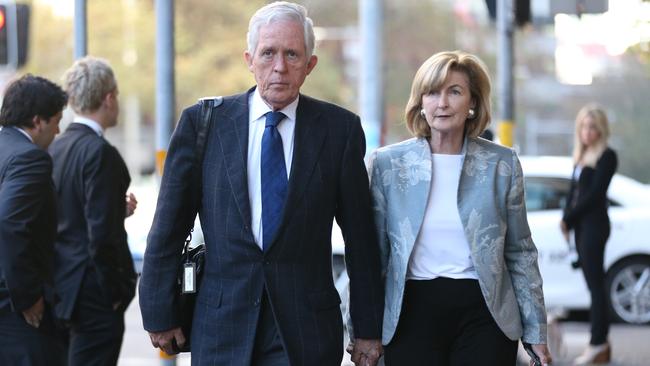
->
[367, 136, 547, 345]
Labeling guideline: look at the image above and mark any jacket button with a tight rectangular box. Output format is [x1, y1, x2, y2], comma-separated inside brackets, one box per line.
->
[253, 298, 260, 307]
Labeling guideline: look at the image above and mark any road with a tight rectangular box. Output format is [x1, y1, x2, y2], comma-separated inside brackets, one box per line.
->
[119, 293, 650, 366]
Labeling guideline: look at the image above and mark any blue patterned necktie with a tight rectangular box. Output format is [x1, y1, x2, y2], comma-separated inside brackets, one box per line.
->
[261, 111, 287, 250]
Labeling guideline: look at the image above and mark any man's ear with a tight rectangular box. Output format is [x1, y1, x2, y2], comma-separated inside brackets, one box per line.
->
[305, 55, 318, 75]
[31, 115, 42, 131]
[104, 91, 117, 108]
[244, 50, 254, 72]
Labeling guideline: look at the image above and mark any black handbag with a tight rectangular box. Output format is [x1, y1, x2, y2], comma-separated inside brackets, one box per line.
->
[175, 96, 222, 352]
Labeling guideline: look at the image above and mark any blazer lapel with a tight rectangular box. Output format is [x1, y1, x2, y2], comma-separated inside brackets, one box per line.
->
[400, 138, 433, 259]
[214, 92, 252, 228]
[266, 95, 326, 251]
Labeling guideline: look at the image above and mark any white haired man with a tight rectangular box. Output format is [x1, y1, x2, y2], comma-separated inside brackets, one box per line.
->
[139, 2, 384, 365]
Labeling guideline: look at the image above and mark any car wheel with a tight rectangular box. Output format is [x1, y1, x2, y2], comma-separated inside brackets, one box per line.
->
[606, 256, 650, 324]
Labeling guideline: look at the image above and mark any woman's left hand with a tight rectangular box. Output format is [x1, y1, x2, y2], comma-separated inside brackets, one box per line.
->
[531, 343, 553, 365]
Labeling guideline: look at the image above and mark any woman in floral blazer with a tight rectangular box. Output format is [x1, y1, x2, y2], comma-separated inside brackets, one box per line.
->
[366, 51, 551, 366]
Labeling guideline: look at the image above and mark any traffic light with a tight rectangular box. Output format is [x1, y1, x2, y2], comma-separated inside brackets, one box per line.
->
[0, 3, 30, 68]
[485, 0, 531, 27]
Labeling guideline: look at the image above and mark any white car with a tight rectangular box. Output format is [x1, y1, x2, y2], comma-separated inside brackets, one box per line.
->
[521, 156, 650, 324]
[332, 156, 650, 325]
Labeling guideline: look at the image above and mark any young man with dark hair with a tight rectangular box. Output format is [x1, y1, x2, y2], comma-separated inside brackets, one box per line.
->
[0, 74, 67, 366]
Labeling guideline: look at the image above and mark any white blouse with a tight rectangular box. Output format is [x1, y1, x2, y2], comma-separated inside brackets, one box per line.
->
[406, 153, 478, 280]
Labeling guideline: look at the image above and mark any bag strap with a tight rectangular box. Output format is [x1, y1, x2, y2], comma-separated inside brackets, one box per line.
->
[195, 96, 223, 164]
[185, 96, 222, 250]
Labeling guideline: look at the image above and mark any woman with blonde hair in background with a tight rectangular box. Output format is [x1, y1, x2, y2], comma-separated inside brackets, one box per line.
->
[561, 104, 617, 365]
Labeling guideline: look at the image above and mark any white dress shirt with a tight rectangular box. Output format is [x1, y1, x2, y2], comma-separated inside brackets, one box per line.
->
[407, 153, 478, 280]
[247, 88, 298, 249]
[72, 116, 103, 137]
[11, 126, 34, 142]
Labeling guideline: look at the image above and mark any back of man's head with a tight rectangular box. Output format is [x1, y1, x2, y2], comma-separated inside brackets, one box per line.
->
[0, 74, 67, 128]
[63, 56, 117, 115]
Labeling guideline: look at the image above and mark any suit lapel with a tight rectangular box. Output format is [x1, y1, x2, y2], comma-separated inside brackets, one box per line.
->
[267, 95, 326, 250]
[214, 92, 252, 228]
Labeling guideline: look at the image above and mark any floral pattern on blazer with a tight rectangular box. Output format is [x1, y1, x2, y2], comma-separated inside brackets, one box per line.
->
[367, 136, 547, 345]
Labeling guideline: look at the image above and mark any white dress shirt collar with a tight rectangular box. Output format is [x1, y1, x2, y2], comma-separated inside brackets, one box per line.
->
[10, 126, 34, 143]
[73, 116, 104, 137]
[249, 87, 299, 124]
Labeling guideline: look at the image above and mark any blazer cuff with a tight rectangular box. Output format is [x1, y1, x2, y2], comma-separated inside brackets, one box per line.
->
[522, 323, 548, 345]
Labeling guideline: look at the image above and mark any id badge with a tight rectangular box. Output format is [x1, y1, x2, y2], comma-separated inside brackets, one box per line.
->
[182, 263, 196, 294]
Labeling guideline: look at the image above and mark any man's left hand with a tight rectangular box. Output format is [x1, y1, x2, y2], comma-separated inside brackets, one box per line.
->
[350, 338, 383, 366]
[125, 192, 137, 217]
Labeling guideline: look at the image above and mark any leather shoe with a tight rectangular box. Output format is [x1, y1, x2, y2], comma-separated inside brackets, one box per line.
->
[573, 342, 610, 365]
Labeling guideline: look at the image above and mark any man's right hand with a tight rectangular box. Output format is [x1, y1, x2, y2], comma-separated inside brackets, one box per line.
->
[22, 296, 44, 328]
[149, 327, 186, 355]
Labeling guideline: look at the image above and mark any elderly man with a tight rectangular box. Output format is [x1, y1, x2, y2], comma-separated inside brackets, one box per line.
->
[139, 2, 384, 365]
[0, 75, 67, 365]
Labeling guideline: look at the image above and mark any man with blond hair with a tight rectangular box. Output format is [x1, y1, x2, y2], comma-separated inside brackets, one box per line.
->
[49, 56, 137, 365]
[139, 2, 384, 365]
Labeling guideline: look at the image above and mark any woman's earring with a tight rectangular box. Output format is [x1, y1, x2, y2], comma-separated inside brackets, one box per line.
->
[468, 108, 475, 118]
[420, 109, 426, 118]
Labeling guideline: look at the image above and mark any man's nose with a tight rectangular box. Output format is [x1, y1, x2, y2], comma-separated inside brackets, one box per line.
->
[273, 55, 287, 72]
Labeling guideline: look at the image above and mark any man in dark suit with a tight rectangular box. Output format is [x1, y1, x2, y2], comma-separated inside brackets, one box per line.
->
[49, 56, 138, 366]
[0, 75, 68, 365]
[139, 2, 384, 365]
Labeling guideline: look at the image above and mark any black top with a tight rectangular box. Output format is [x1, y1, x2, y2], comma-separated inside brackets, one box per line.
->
[563, 147, 618, 229]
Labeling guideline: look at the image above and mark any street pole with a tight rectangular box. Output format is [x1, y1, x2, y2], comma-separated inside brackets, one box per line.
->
[155, 1, 176, 361]
[155, 0, 175, 179]
[497, 0, 514, 147]
[359, 0, 383, 153]
[74, 0, 87, 59]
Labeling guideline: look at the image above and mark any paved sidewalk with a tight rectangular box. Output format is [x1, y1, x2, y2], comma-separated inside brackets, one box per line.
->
[120, 294, 650, 366]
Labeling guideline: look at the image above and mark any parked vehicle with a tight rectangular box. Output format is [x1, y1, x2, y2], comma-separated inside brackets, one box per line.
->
[521, 156, 650, 324]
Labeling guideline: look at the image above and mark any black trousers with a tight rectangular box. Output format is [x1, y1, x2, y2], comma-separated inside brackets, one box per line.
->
[0, 306, 65, 366]
[575, 221, 610, 345]
[251, 290, 289, 366]
[384, 278, 517, 366]
[64, 268, 125, 366]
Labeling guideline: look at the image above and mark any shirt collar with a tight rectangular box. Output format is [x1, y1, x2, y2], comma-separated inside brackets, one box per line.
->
[249, 87, 299, 123]
[11, 126, 34, 143]
[73, 116, 104, 137]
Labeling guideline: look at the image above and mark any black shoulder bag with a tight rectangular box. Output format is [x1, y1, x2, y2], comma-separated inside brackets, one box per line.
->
[176, 96, 222, 352]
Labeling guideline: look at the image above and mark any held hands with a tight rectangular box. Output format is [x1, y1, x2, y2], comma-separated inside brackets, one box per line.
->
[125, 192, 138, 218]
[149, 327, 185, 355]
[22, 296, 44, 328]
[531, 343, 553, 366]
[347, 338, 383, 366]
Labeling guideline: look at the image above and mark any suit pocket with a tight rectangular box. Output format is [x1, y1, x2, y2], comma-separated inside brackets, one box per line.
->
[308, 289, 341, 311]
